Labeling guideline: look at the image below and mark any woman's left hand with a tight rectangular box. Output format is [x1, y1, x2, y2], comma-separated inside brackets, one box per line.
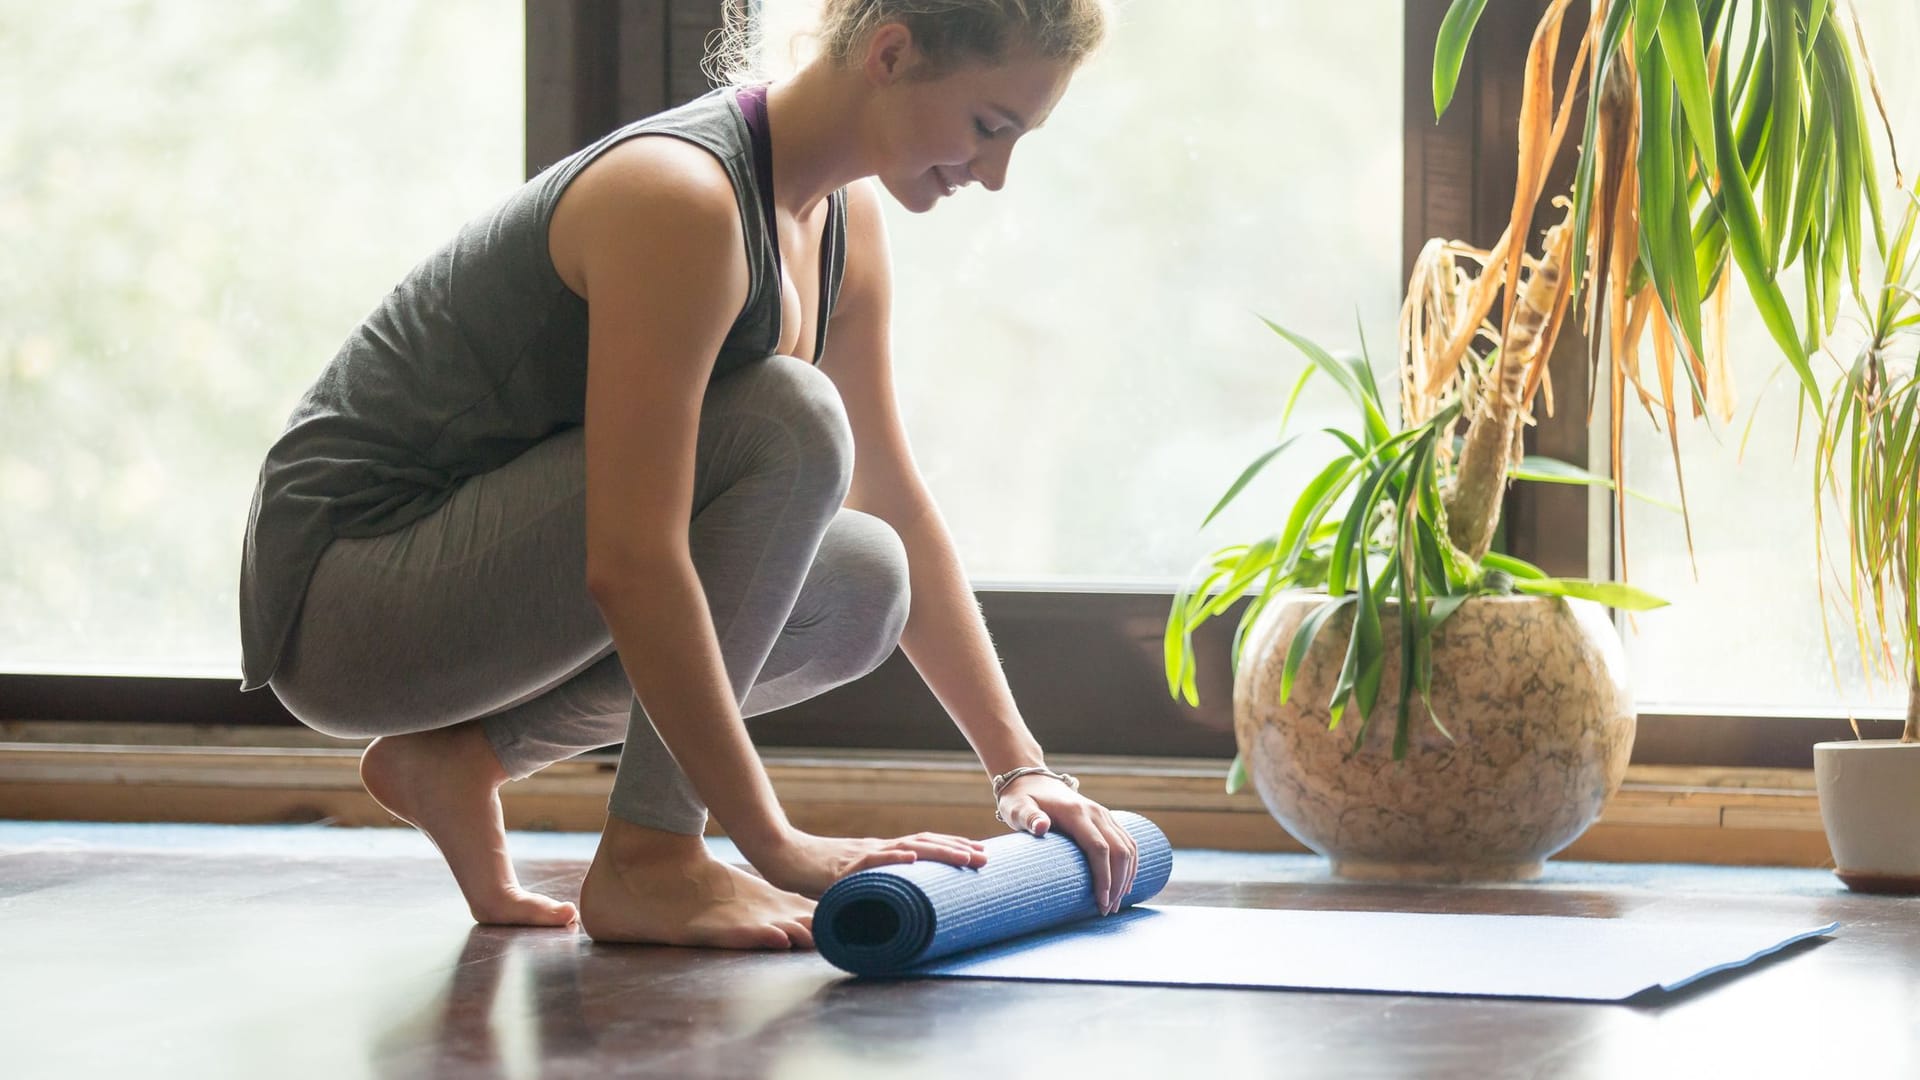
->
[996, 775, 1139, 915]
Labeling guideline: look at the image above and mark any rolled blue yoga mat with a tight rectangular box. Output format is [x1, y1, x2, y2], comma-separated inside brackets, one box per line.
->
[814, 810, 1174, 977]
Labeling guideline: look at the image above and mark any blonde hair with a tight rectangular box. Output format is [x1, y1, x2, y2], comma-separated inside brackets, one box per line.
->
[705, 0, 1111, 87]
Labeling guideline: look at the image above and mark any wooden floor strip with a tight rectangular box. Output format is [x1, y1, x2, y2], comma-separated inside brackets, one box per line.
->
[0, 736, 1836, 868]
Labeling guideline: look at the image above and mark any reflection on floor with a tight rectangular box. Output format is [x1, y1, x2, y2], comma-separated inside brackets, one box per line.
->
[2, 821, 1914, 1079]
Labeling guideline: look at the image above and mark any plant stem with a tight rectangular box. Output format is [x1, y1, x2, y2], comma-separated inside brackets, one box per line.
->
[1906, 663, 1919, 744]
[1443, 208, 1572, 562]
[1445, 352, 1528, 562]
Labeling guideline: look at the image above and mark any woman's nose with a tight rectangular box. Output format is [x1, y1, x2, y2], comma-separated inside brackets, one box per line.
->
[970, 144, 1012, 192]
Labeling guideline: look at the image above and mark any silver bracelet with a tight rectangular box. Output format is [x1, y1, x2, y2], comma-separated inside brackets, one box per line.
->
[991, 766, 1080, 823]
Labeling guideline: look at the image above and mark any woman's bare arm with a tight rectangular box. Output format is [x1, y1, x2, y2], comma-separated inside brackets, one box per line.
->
[554, 145, 989, 896]
[555, 138, 795, 851]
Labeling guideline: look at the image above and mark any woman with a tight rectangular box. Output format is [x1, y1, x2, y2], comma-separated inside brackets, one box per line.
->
[238, 0, 1136, 949]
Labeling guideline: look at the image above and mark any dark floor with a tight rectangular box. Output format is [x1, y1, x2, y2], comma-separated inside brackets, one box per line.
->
[2, 821, 1916, 1079]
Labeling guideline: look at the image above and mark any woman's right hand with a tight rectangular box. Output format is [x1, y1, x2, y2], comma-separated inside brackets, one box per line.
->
[745, 828, 989, 899]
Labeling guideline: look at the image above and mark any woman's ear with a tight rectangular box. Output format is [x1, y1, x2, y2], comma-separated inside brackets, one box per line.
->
[862, 22, 919, 85]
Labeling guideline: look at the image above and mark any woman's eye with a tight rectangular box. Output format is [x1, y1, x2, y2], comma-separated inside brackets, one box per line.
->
[974, 119, 996, 138]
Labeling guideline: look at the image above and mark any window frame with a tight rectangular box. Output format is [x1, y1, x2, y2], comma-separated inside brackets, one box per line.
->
[8, 0, 1886, 767]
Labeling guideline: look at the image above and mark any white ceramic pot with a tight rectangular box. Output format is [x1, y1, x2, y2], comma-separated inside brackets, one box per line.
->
[1813, 739, 1920, 893]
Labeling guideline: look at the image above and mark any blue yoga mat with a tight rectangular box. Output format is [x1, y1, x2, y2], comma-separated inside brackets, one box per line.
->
[813, 812, 1836, 1000]
[814, 810, 1174, 976]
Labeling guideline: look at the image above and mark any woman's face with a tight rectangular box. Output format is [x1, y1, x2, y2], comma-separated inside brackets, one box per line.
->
[867, 33, 1078, 213]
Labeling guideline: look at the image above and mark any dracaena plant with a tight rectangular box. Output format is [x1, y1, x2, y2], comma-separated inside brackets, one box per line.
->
[1161, 320, 1666, 792]
[1813, 193, 1920, 743]
[1166, 0, 1898, 790]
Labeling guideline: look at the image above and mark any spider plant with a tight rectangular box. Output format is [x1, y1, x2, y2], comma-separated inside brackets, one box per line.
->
[1167, 0, 1898, 790]
[1163, 319, 1665, 790]
[1813, 193, 1920, 743]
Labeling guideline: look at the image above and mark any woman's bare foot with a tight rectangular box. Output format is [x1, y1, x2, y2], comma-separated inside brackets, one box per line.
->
[359, 724, 578, 928]
[578, 817, 815, 950]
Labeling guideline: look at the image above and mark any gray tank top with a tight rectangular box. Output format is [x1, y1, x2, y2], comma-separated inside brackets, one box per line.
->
[237, 85, 848, 691]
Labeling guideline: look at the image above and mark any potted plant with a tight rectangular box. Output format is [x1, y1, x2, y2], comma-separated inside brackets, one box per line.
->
[1811, 193, 1920, 893]
[1165, 0, 1896, 881]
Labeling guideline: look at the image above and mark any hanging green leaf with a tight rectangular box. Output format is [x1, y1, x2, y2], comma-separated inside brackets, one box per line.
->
[1783, 89, 1833, 271]
[1201, 536, 1282, 619]
[1657, 0, 1716, 168]
[1713, 10, 1819, 408]
[1432, 0, 1492, 121]
[1281, 595, 1357, 704]
[1513, 577, 1672, 610]
[1569, 0, 1638, 312]
[1763, 0, 1805, 267]
[1633, 0, 1669, 63]
[1510, 456, 1684, 512]
[1225, 753, 1249, 796]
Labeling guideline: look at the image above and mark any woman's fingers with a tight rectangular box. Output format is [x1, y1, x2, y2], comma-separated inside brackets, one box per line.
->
[923, 831, 990, 858]
[893, 834, 986, 867]
[1024, 802, 1051, 836]
[1076, 825, 1114, 913]
[851, 848, 918, 874]
[1107, 814, 1139, 911]
[1068, 809, 1136, 914]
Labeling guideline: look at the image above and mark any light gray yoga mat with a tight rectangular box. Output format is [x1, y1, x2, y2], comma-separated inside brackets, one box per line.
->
[911, 904, 1837, 1001]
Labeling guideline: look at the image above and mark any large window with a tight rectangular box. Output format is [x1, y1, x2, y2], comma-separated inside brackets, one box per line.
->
[0, 1, 525, 676]
[22, 0, 1882, 762]
[1618, 0, 1919, 716]
[756, 0, 1406, 585]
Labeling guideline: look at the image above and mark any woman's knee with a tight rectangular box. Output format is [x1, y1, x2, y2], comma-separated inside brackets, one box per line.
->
[269, 654, 455, 741]
[269, 671, 385, 740]
[712, 355, 854, 500]
[825, 511, 912, 678]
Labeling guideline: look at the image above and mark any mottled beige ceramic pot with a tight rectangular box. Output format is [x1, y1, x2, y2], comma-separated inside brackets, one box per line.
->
[1234, 591, 1635, 882]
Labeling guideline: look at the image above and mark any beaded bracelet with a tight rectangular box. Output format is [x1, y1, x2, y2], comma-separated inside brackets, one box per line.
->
[989, 766, 1080, 824]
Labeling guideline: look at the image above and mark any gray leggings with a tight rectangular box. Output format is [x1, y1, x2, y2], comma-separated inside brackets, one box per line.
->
[269, 355, 911, 834]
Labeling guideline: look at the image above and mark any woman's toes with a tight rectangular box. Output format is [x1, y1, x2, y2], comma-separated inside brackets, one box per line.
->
[776, 919, 814, 949]
[728, 923, 795, 951]
[474, 889, 579, 928]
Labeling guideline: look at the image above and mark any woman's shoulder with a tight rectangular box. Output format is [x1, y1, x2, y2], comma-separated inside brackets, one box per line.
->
[566, 136, 740, 219]
[559, 87, 749, 216]
[549, 136, 747, 296]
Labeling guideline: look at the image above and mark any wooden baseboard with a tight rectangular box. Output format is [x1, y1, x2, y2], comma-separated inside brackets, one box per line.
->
[0, 724, 1836, 868]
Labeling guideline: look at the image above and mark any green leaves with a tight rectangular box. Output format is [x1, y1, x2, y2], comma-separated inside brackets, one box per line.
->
[1259, 317, 1391, 447]
[1200, 435, 1303, 529]
[1166, 320, 1672, 763]
[1763, 0, 1804, 267]
[1432, 0, 1492, 120]
[1711, 2, 1820, 408]
[1511, 577, 1671, 610]
[1809, 195, 1920, 728]
[1639, 39, 1709, 380]
[1656, 0, 1716, 169]
[1634, 0, 1670, 63]
[1510, 454, 1684, 511]
[1225, 753, 1249, 796]
[1174, 0, 1903, 767]
[1568, 0, 1637, 315]
[1616, 0, 1889, 420]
